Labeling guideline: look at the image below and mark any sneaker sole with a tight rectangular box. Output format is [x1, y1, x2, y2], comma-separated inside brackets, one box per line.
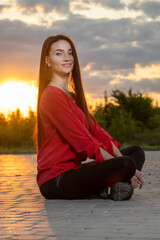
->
[111, 182, 133, 201]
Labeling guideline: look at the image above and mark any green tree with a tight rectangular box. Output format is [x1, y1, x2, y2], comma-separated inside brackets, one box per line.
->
[93, 104, 106, 129]
[111, 89, 154, 128]
[0, 113, 7, 127]
[93, 88, 160, 146]
[106, 108, 141, 143]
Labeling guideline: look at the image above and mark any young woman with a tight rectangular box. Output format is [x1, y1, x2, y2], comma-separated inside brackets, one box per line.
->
[36, 34, 145, 200]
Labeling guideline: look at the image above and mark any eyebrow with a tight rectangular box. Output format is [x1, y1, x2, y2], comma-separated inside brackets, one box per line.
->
[55, 48, 72, 52]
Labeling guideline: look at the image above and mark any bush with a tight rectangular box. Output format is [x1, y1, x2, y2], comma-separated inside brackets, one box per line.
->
[0, 108, 36, 151]
[93, 89, 160, 147]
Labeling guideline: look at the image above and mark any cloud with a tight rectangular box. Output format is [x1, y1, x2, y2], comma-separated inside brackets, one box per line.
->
[12, 0, 71, 13]
[50, 15, 160, 71]
[78, 0, 125, 10]
[91, 0, 125, 10]
[0, 0, 130, 15]
[0, 10, 160, 101]
[0, 5, 8, 10]
[141, 1, 160, 18]
[0, 19, 48, 81]
[136, 79, 160, 93]
[111, 78, 160, 94]
[0, 0, 13, 11]
[129, 0, 160, 19]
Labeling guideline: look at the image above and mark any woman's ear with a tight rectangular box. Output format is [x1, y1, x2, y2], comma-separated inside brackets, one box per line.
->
[45, 56, 51, 67]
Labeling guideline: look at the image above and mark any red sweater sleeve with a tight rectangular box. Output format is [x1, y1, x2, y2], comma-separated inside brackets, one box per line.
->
[39, 87, 104, 163]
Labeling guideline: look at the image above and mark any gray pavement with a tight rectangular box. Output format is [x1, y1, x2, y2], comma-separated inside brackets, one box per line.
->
[0, 151, 160, 240]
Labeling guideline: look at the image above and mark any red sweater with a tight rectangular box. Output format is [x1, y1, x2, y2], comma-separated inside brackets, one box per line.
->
[37, 86, 121, 187]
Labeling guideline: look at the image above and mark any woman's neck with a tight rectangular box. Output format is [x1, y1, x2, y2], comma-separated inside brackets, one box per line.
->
[49, 74, 69, 90]
[48, 74, 74, 98]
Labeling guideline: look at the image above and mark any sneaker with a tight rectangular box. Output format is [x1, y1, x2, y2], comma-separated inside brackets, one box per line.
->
[100, 182, 133, 201]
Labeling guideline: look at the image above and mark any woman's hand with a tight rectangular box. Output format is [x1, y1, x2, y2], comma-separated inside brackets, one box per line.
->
[131, 170, 144, 189]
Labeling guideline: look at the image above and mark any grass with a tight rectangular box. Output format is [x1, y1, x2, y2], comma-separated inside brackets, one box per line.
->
[0, 146, 36, 154]
[121, 128, 160, 151]
[121, 144, 160, 151]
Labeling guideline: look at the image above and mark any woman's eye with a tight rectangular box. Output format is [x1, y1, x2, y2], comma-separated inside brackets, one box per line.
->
[56, 52, 62, 56]
[69, 52, 73, 55]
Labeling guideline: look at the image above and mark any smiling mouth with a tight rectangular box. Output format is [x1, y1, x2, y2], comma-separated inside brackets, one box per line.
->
[62, 63, 72, 67]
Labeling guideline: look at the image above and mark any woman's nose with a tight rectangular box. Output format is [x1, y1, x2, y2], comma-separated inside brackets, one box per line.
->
[64, 53, 70, 61]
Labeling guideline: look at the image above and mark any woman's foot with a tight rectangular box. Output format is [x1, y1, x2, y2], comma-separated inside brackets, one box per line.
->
[100, 182, 134, 201]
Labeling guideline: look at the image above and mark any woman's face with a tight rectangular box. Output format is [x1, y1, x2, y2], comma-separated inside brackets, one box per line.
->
[46, 39, 74, 76]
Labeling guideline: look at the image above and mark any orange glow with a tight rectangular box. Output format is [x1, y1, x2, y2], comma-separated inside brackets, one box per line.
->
[127, 63, 160, 81]
[110, 63, 160, 82]
[85, 92, 105, 112]
[147, 92, 160, 107]
[70, 2, 141, 20]
[0, 3, 67, 26]
[0, 81, 38, 116]
[83, 62, 95, 71]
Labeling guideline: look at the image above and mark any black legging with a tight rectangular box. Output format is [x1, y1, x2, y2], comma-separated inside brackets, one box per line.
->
[40, 145, 145, 199]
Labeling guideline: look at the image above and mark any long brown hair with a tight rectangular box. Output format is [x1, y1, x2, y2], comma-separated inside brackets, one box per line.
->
[35, 34, 91, 151]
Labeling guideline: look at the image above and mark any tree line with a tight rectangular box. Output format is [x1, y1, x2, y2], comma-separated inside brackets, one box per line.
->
[0, 88, 160, 153]
[0, 108, 36, 153]
[93, 89, 160, 148]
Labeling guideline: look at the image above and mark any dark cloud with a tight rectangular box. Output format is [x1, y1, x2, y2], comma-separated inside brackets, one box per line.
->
[15, 0, 71, 13]
[80, 0, 125, 10]
[129, 1, 160, 19]
[92, 0, 125, 10]
[0, 5, 8, 10]
[84, 73, 160, 100]
[0, 12, 160, 97]
[0, 19, 48, 80]
[113, 78, 160, 94]
[141, 1, 160, 18]
[82, 70, 113, 95]
[0, 19, 43, 44]
[48, 15, 160, 71]
[0, 0, 125, 14]
[136, 79, 160, 93]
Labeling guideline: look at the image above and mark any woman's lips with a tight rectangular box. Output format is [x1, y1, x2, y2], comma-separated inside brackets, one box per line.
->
[62, 63, 72, 67]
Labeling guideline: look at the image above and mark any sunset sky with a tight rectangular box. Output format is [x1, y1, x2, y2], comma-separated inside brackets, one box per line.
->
[0, 0, 160, 115]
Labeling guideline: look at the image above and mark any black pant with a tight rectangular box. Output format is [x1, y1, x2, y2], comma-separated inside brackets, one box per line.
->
[40, 146, 145, 199]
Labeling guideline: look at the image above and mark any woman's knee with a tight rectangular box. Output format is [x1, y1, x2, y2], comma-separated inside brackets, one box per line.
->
[132, 145, 145, 164]
[122, 156, 136, 176]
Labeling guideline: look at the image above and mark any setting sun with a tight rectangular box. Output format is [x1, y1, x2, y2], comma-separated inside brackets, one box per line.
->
[0, 81, 38, 116]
